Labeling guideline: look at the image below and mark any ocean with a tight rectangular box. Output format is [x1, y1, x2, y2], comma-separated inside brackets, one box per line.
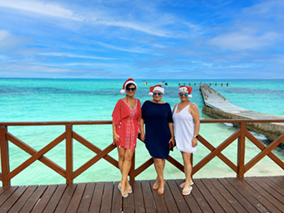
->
[0, 78, 283, 186]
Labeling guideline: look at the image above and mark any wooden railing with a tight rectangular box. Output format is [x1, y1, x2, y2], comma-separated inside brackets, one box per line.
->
[0, 120, 284, 187]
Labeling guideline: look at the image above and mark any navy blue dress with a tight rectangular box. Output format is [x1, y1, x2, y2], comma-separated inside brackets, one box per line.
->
[142, 100, 173, 159]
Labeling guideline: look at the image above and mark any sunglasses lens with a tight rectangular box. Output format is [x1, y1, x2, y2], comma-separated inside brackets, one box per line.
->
[185, 93, 188, 97]
[179, 93, 183, 96]
[153, 92, 162, 96]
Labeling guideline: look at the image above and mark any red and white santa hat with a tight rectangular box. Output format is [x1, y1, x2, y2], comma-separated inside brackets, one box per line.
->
[178, 86, 192, 98]
[120, 78, 137, 94]
[149, 85, 165, 96]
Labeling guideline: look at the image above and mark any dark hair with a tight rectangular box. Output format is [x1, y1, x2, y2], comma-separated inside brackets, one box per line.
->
[126, 83, 136, 90]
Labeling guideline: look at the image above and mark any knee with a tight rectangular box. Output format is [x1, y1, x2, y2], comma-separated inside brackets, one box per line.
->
[125, 155, 133, 162]
[119, 154, 125, 162]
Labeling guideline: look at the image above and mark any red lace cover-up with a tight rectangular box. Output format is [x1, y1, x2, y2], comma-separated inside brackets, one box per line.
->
[112, 98, 141, 150]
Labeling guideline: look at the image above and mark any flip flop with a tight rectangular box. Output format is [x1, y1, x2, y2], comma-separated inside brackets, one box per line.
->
[118, 185, 128, 198]
[157, 187, 164, 195]
[182, 187, 192, 196]
[152, 183, 160, 190]
[179, 181, 194, 189]
[127, 186, 132, 193]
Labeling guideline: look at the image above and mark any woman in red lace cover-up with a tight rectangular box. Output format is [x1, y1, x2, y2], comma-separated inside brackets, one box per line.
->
[112, 78, 141, 198]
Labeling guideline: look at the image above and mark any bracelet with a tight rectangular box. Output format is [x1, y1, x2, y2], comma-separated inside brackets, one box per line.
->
[193, 135, 198, 138]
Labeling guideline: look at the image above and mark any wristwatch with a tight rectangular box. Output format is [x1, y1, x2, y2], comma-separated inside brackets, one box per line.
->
[194, 135, 198, 138]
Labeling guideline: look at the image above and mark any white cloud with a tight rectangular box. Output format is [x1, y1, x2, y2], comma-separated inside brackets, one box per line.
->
[208, 30, 279, 50]
[38, 52, 115, 60]
[0, 30, 28, 50]
[0, 0, 83, 21]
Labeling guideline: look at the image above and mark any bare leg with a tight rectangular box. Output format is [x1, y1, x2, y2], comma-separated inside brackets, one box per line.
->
[120, 149, 135, 193]
[182, 152, 193, 189]
[153, 158, 166, 189]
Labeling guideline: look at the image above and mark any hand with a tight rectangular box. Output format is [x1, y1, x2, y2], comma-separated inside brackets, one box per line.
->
[113, 133, 120, 144]
[169, 137, 175, 146]
[140, 133, 145, 142]
[192, 137, 197, 147]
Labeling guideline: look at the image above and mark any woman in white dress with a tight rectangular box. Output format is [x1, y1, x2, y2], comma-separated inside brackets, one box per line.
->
[172, 86, 200, 196]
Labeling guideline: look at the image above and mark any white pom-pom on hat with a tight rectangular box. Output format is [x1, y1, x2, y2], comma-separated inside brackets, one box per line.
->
[120, 78, 137, 94]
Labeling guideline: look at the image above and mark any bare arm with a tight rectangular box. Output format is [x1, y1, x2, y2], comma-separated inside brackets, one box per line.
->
[169, 122, 175, 145]
[190, 104, 200, 147]
[112, 122, 119, 143]
[140, 118, 145, 142]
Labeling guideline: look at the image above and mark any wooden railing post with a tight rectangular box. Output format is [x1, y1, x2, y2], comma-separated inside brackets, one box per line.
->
[66, 124, 73, 184]
[129, 150, 135, 181]
[237, 122, 246, 178]
[0, 125, 11, 187]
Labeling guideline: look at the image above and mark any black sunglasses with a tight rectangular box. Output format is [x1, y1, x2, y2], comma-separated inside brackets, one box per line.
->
[126, 87, 136, 91]
[153, 92, 162, 96]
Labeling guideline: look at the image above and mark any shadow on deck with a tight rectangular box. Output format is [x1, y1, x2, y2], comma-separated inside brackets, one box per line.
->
[0, 176, 283, 212]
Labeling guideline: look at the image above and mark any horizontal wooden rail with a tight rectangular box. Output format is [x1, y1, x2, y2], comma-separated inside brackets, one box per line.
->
[0, 119, 283, 187]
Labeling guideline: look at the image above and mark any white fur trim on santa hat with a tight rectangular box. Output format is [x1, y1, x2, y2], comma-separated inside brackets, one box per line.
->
[120, 80, 137, 94]
[149, 86, 164, 96]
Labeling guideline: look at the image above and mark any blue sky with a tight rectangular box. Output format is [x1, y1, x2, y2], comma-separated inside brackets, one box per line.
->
[0, 0, 283, 79]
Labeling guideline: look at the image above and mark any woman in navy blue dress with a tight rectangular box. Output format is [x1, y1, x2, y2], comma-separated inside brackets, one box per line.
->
[140, 85, 174, 195]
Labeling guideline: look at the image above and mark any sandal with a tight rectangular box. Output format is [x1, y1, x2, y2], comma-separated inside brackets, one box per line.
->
[182, 187, 192, 196]
[180, 181, 194, 189]
[118, 184, 129, 198]
[157, 187, 164, 195]
[152, 183, 160, 190]
[127, 186, 132, 193]
[121, 190, 128, 198]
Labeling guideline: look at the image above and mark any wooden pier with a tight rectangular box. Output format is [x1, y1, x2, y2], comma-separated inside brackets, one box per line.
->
[200, 83, 284, 142]
[0, 176, 283, 212]
[0, 120, 283, 212]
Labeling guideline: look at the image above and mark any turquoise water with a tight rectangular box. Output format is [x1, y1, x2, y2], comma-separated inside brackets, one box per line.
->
[0, 78, 283, 186]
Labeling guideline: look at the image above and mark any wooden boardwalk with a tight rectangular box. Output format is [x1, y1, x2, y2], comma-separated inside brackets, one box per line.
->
[0, 176, 283, 213]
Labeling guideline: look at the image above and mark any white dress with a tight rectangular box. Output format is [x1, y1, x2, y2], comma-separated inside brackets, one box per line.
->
[173, 103, 197, 153]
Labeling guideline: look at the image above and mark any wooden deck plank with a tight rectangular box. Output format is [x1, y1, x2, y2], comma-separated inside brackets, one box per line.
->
[141, 180, 156, 213]
[8, 185, 37, 212]
[123, 181, 134, 213]
[245, 177, 284, 211]
[167, 179, 191, 213]
[190, 180, 214, 213]
[43, 184, 67, 213]
[0, 186, 18, 206]
[210, 179, 247, 212]
[89, 182, 104, 213]
[202, 179, 236, 212]
[220, 178, 258, 213]
[195, 179, 225, 213]
[54, 184, 77, 213]
[175, 179, 202, 213]
[163, 180, 180, 213]
[255, 177, 284, 203]
[149, 180, 168, 213]
[227, 178, 269, 213]
[237, 178, 282, 213]
[32, 185, 57, 213]
[0, 185, 27, 212]
[268, 176, 284, 190]
[111, 182, 122, 213]
[264, 177, 284, 195]
[20, 185, 47, 213]
[77, 182, 96, 213]
[100, 182, 114, 213]
[0, 176, 282, 213]
[66, 183, 86, 213]
[132, 181, 145, 213]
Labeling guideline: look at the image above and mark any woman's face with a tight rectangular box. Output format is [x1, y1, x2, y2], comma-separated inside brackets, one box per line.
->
[179, 92, 189, 101]
[152, 90, 163, 102]
[126, 85, 136, 97]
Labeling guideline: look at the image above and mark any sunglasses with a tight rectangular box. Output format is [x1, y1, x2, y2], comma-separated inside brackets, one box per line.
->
[153, 92, 162, 96]
[126, 87, 136, 91]
[179, 93, 189, 97]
